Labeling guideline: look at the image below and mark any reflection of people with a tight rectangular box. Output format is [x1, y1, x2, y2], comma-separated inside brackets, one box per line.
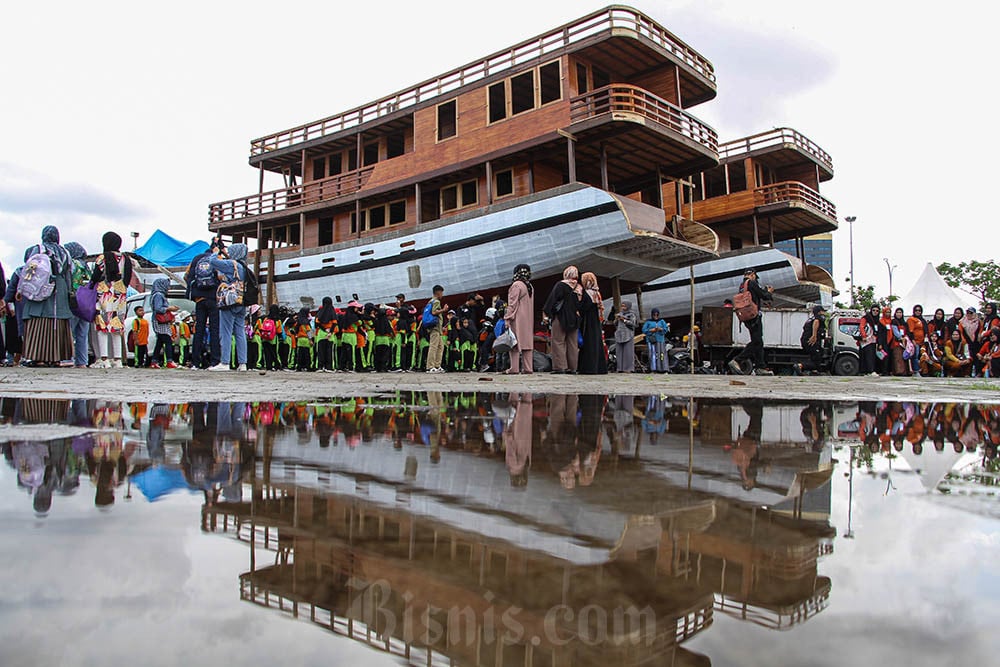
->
[731, 400, 763, 490]
[504, 392, 533, 487]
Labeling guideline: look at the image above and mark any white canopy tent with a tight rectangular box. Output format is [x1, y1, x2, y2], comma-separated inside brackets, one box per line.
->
[896, 262, 978, 314]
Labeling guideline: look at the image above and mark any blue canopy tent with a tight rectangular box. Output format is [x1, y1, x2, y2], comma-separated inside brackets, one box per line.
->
[164, 240, 211, 268]
[134, 230, 188, 265]
[131, 466, 199, 502]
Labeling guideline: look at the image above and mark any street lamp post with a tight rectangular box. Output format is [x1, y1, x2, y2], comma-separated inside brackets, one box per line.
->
[845, 216, 856, 307]
[883, 257, 896, 300]
[130, 231, 140, 251]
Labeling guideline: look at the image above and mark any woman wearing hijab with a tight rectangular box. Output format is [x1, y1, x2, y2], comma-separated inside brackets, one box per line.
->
[542, 265, 581, 374]
[503, 264, 535, 374]
[21, 226, 74, 366]
[314, 296, 337, 372]
[927, 308, 948, 341]
[208, 243, 249, 371]
[906, 305, 927, 376]
[577, 272, 607, 375]
[613, 301, 638, 372]
[859, 304, 882, 376]
[889, 307, 910, 376]
[63, 242, 91, 368]
[89, 231, 136, 369]
[149, 278, 180, 368]
[288, 307, 314, 371]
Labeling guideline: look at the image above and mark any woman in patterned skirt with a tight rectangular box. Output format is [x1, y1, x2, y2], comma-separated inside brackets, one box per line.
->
[21, 226, 74, 366]
[89, 232, 137, 369]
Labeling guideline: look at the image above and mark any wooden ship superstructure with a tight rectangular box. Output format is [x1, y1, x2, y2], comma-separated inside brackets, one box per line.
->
[207, 6, 726, 309]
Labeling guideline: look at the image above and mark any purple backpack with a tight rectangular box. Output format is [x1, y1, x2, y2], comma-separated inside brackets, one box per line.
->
[18, 250, 55, 302]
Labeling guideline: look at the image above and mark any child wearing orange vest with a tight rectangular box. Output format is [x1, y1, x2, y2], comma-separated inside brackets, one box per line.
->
[131, 306, 150, 368]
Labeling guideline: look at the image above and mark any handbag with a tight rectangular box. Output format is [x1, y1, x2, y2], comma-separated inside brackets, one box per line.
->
[72, 284, 99, 322]
[155, 311, 174, 324]
[493, 328, 518, 354]
[903, 338, 916, 360]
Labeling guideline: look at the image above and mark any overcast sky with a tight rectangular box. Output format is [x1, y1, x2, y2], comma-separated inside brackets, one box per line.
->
[1, 0, 992, 299]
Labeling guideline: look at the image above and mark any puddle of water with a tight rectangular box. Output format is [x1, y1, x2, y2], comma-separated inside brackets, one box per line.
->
[1, 395, 998, 666]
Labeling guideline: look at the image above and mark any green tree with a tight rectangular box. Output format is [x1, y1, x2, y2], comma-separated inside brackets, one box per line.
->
[937, 260, 1000, 306]
[835, 284, 897, 310]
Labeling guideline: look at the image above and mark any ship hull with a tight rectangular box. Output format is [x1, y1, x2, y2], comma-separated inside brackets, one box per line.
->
[258, 184, 715, 309]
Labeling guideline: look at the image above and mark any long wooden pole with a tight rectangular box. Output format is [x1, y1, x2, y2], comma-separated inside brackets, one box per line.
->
[689, 265, 696, 374]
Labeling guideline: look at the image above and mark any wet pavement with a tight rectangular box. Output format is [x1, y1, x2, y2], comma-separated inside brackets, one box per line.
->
[1, 393, 998, 666]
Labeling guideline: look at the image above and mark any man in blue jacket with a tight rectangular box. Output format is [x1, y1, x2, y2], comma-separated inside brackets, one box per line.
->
[184, 239, 222, 369]
[642, 308, 669, 373]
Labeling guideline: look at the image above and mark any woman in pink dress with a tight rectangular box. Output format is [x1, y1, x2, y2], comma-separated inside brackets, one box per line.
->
[504, 263, 535, 374]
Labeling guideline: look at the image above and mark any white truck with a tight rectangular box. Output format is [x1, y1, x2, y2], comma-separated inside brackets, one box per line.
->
[700, 306, 862, 375]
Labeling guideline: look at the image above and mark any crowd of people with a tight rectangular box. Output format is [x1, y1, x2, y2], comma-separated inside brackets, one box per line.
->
[856, 303, 1000, 378]
[3, 226, 997, 378]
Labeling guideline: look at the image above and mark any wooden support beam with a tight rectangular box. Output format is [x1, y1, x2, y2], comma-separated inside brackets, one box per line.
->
[258, 164, 265, 194]
[768, 217, 775, 246]
[566, 136, 577, 183]
[485, 161, 493, 205]
[528, 158, 535, 194]
[636, 286, 644, 320]
[752, 214, 760, 247]
[415, 182, 422, 225]
[600, 142, 609, 190]
[611, 276, 622, 314]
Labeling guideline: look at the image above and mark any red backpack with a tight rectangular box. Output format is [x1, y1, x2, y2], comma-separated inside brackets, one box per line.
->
[732, 281, 759, 323]
[259, 318, 278, 342]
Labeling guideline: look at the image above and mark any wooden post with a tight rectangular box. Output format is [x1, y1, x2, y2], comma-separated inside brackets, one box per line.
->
[611, 276, 622, 314]
[485, 161, 493, 205]
[415, 182, 422, 224]
[258, 164, 265, 194]
[724, 163, 730, 195]
[656, 166, 664, 209]
[752, 213, 760, 246]
[636, 285, 644, 320]
[301, 149, 307, 183]
[566, 136, 577, 183]
[355, 199, 362, 239]
[600, 142, 609, 190]
[528, 159, 535, 194]
[689, 265, 696, 374]
[768, 217, 775, 246]
[675, 64, 682, 106]
[255, 219, 262, 287]
[266, 244, 276, 307]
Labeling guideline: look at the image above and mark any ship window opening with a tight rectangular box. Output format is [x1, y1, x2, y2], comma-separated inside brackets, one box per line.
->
[289, 224, 300, 245]
[318, 217, 334, 246]
[461, 180, 478, 207]
[368, 205, 386, 230]
[274, 227, 287, 244]
[363, 142, 380, 166]
[539, 61, 561, 105]
[328, 153, 343, 176]
[312, 157, 326, 181]
[350, 210, 366, 234]
[592, 67, 610, 89]
[495, 169, 514, 198]
[488, 82, 507, 123]
[389, 200, 406, 224]
[386, 132, 405, 158]
[731, 236, 743, 250]
[441, 185, 459, 211]
[576, 62, 589, 94]
[728, 159, 747, 192]
[510, 70, 535, 115]
[703, 166, 727, 199]
[347, 148, 358, 171]
[437, 100, 457, 140]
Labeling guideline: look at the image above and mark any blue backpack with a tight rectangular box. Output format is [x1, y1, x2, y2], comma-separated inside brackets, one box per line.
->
[421, 301, 438, 328]
[193, 255, 217, 289]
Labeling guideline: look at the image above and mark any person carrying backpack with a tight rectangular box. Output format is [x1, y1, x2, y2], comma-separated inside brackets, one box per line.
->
[423, 285, 448, 373]
[207, 243, 249, 372]
[184, 239, 222, 369]
[20, 226, 74, 367]
[254, 304, 283, 371]
[727, 267, 774, 375]
[64, 242, 92, 368]
[797, 305, 827, 374]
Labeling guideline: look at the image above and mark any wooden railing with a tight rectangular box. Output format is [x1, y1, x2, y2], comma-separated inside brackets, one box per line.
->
[569, 84, 719, 152]
[209, 167, 374, 225]
[756, 181, 836, 219]
[719, 128, 833, 174]
[249, 5, 715, 157]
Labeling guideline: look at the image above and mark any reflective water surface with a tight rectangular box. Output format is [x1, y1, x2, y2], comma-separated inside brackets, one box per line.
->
[1, 395, 998, 666]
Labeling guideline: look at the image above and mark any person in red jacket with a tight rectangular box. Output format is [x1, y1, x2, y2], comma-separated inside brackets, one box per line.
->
[906, 305, 927, 376]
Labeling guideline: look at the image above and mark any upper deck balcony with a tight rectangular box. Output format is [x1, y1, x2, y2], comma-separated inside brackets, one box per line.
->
[248, 5, 716, 169]
[719, 128, 834, 182]
[568, 83, 719, 180]
[692, 181, 837, 243]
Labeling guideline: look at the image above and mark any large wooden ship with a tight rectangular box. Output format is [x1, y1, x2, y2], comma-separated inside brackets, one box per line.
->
[206, 6, 725, 308]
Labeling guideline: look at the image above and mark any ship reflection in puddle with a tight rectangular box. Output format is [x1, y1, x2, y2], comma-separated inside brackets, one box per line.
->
[2, 395, 999, 666]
